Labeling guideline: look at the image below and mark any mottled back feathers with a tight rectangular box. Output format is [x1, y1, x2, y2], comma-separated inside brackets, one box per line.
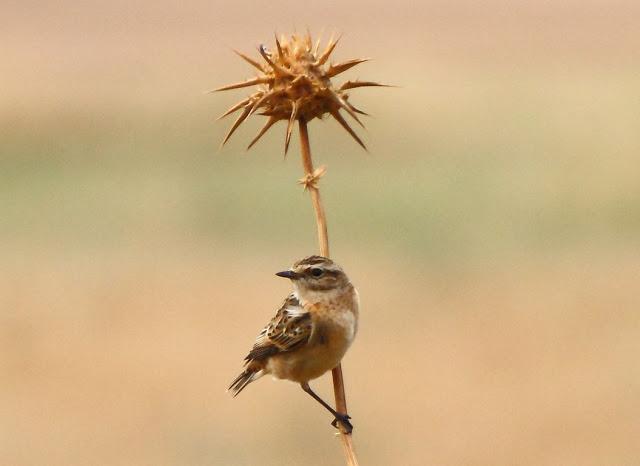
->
[245, 294, 312, 364]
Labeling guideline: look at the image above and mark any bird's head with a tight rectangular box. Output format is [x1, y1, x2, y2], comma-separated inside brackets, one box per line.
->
[276, 255, 350, 295]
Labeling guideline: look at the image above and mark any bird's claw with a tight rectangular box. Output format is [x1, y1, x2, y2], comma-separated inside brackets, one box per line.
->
[331, 413, 353, 434]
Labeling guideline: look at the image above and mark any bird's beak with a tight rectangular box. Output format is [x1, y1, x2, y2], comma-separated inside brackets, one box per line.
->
[275, 270, 301, 280]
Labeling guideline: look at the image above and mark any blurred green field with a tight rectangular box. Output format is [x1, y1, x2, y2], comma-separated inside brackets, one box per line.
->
[2, 1, 640, 465]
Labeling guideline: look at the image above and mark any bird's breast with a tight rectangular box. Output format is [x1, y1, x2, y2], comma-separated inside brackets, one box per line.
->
[267, 305, 357, 383]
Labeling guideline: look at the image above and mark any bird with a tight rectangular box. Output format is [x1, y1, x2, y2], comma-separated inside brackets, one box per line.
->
[228, 255, 359, 433]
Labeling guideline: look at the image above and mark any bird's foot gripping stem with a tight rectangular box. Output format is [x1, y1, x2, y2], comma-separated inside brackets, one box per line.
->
[331, 413, 353, 434]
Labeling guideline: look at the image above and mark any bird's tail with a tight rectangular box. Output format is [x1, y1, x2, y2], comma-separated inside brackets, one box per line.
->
[228, 367, 263, 397]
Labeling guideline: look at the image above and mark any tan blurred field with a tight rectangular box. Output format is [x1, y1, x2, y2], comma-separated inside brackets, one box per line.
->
[2, 1, 640, 465]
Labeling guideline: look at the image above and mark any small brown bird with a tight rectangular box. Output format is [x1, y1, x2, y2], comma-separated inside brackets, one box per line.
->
[229, 255, 359, 433]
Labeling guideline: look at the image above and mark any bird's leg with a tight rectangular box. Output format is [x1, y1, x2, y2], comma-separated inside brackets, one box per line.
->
[300, 382, 353, 434]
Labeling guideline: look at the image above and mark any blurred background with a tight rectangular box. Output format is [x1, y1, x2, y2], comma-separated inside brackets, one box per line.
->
[2, 1, 639, 465]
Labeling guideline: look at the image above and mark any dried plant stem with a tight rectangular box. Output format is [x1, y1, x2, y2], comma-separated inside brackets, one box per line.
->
[298, 119, 360, 466]
[299, 120, 330, 257]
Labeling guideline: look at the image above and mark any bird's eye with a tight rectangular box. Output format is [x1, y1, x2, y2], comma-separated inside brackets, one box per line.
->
[310, 267, 323, 277]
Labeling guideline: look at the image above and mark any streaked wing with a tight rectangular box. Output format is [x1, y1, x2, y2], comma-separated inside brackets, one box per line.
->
[244, 294, 311, 363]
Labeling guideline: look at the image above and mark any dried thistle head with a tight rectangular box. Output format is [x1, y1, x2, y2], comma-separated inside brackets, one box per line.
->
[213, 31, 387, 152]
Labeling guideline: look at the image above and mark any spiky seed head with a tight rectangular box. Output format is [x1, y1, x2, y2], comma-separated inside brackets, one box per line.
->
[213, 31, 388, 152]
